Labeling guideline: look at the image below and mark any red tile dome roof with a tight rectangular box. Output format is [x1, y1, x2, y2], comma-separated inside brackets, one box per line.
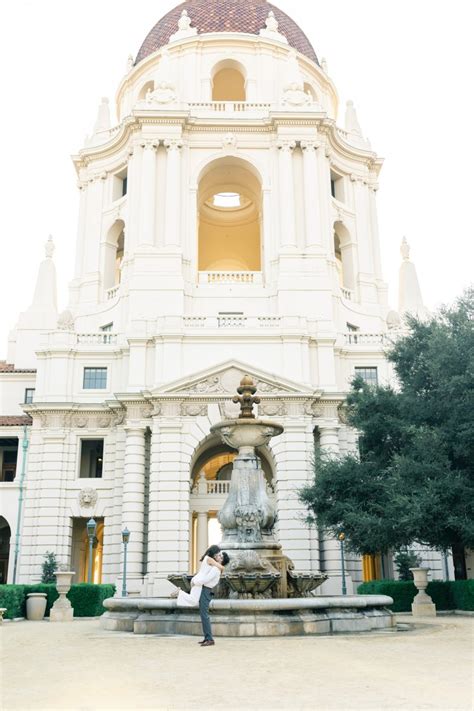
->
[135, 0, 319, 66]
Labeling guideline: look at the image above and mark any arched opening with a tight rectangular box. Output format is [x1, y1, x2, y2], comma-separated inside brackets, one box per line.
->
[211, 61, 246, 101]
[333, 221, 355, 292]
[189, 437, 275, 570]
[198, 157, 262, 273]
[71, 517, 104, 583]
[138, 80, 154, 101]
[0, 516, 11, 583]
[303, 82, 317, 102]
[103, 219, 125, 291]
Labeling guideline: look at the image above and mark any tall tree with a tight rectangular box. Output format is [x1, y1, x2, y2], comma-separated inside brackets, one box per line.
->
[300, 288, 474, 564]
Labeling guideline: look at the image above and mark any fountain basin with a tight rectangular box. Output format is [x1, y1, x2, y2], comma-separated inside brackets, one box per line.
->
[101, 595, 395, 636]
[287, 571, 328, 597]
[210, 419, 283, 451]
[224, 572, 280, 598]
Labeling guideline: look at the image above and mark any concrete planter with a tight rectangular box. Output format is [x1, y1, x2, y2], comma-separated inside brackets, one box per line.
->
[410, 567, 436, 617]
[26, 593, 47, 621]
[50, 571, 75, 622]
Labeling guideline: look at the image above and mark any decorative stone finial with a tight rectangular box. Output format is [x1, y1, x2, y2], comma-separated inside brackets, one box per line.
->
[169, 9, 197, 42]
[345, 100, 362, 137]
[259, 10, 288, 43]
[401, 237, 410, 261]
[45, 235, 54, 258]
[265, 10, 278, 32]
[321, 57, 328, 74]
[126, 54, 134, 71]
[178, 9, 191, 30]
[232, 375, 261, 419]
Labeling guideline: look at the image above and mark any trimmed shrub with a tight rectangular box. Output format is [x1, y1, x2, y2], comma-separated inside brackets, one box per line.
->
[0, 585, 27, 619]
[357, 579, 474, 612]
[358, 580, 417, 612]
[67, 584, 115, 617]
[0, 583, 115, 618]
[451, 581, 474, 611]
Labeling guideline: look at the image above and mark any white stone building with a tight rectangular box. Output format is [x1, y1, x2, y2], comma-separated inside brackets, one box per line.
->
[0, 0, 458, 593]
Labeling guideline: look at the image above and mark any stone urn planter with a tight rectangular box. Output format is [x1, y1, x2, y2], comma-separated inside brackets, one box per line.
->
[409, 567, 436, 617]
[26, 593, 48, 621]
[50, 570, 75, 622]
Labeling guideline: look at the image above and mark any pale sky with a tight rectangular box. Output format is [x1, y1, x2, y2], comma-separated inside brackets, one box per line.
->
[1, 1, 472, 358]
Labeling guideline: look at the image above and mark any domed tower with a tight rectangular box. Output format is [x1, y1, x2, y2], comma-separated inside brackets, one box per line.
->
[10, 1, 413, 594]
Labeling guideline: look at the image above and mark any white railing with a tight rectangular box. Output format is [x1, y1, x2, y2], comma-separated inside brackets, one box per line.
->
[207, 481, 231, 495]
[341, 287, 354, 301]
[257, 317, 281, 327]
[199, 271, 262, 285]
[106, 285, 120, 300]
[188, 101, 271, 116]
[218, 315, 246, 328]
[76, 333, 118, 345]
[183, 317, 207, 328]
[344, 332, 386, 345]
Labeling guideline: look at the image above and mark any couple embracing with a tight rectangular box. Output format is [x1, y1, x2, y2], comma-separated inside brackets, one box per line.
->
[173, 544, 229, 646]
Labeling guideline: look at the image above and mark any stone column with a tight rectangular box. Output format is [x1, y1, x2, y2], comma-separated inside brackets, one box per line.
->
[147, 415, 191, 595]
[122, 423, 147, 585]
[316, 146, 333, 252]
[277, 140, 296, 247]
[271, 420, 317, 568]
[195, 512, 208, 559]
[139, 139, 158, 247]
[301, 141, 321, 250]
[318, 420, 353, 593]
[164, 139, 183, 247]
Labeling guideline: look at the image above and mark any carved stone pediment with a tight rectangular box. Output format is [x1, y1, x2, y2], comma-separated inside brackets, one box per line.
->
[156, 361, 310, 398]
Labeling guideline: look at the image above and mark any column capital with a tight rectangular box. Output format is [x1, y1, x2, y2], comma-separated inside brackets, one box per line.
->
[301, 140, 321, 152]
[140, 139, 159, 151]
[124, 421, 147, 433]
[277, 139, 296, 152]
[164, 138, 183, 152]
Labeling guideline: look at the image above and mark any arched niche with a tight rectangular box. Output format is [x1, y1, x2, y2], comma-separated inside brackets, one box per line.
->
[197, 157, 262, 272]
[211, 59, 246, 101]
[103, 219, 125, 290]
[138, 80, 154, 101]
[0, 516, 11, 584]
[333, 220, 355, 291]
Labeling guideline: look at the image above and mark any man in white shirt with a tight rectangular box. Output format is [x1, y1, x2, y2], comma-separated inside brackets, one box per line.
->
[197, 550, 229, 647]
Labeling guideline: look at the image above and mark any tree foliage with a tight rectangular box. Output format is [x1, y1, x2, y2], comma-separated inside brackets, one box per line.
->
[41, 551, 57, 583]
[300, 288, 474, 555]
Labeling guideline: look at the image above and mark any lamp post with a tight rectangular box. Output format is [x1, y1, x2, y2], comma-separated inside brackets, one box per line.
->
[338, 532, 347, 595]
[86, 517, 97, 584]
[121, 527, 130, 597]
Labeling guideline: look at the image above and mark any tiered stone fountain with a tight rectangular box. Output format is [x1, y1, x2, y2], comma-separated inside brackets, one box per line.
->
[101, 377, 395, 636]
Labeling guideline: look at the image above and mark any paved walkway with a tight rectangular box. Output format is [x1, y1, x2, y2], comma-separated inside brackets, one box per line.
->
[1, 615, 472, 710]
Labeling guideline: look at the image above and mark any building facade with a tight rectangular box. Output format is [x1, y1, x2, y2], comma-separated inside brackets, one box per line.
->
[0, 0, 456, 594]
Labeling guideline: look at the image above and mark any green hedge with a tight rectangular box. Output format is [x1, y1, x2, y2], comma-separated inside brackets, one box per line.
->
[0, 583, 115, 619]
[358, 579, 474, 612]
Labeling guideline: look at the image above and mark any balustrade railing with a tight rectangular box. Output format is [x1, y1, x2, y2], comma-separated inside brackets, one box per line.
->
[344, 332, 387, 345]
[218, 315, 247, 328]
[188, 101, 271, 115]
[341, 287, 354, 301]
[76, 333, 118, 345]
[200, 271, 261, 285]
[106, 285, 120, 300]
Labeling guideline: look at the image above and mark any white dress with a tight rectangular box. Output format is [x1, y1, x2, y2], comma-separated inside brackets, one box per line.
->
[176, 557, 220, 608]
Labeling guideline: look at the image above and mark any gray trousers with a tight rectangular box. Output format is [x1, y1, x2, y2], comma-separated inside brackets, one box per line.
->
[199, 586, 214, 641]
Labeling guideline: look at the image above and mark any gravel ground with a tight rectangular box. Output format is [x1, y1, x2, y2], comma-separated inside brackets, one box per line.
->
[1, 614, 472, 711]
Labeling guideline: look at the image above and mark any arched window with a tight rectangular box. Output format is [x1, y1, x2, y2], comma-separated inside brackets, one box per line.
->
[211, 60, 246, 101]
[333, 221, 355, 292]
[103, 219, 125, 291]
[197, 157, 262, 272]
